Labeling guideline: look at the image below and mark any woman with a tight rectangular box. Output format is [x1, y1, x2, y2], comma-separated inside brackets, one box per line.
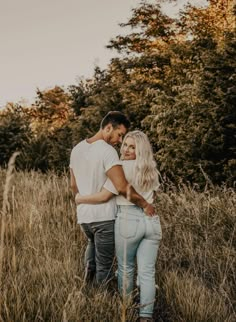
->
[76, 130, 162, 322]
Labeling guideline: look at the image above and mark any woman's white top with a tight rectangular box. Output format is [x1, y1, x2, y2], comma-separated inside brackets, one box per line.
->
[104, 160, 158, 205]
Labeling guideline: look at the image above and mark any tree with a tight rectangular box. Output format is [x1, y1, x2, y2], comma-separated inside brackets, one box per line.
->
[20, 86, 77, 172]
[28, 86, 73, 135]
[104, 0, 235, 185]
[0, 104, 32, 167]
[143, 0, 236, 185]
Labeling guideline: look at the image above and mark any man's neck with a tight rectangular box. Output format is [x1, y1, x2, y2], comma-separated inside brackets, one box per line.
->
[86, 130, 104, 144]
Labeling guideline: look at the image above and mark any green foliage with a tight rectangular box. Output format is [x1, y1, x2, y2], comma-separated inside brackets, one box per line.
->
[18, 134, 51, 172]
[69, 66, 129, 135]
[0, 104, 32, 167]
[47, 124, 74, 172]
[144, 32, 236, 186]
[198, 34, 236, 184]
[18, 87, 77, 173]
[1, 1, 235, 186]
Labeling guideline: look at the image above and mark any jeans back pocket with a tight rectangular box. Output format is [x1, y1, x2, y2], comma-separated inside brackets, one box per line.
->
[117, 216, 140, 239]
[147, 216, 162, 240]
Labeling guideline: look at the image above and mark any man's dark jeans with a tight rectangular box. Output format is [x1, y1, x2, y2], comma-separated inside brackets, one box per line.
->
[81, 220, 115, 284]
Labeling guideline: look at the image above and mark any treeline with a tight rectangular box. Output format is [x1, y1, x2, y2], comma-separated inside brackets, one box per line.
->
[0, 0, 235, 186]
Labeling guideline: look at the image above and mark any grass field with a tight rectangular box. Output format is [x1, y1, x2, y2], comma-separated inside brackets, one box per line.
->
[0, 166, 235, 321]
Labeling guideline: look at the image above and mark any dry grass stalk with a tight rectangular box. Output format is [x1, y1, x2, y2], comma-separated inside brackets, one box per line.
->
[0, 169, 235, 321]
[0, 152, 20, 289]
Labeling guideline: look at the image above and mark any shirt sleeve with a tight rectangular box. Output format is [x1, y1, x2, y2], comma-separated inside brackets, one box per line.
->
[104, 178, 119, 195]
[121, 160, 136, 183]
[154, 184, 160, 192]
[103, 146, 122, 172]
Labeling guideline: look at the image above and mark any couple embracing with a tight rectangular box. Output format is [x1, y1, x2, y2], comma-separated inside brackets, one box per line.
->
[70, 111, 162, 322]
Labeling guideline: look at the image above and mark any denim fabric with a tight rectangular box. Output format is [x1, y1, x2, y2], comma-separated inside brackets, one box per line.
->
[81, 220, 115, 284]
[115, 205, 162, 318]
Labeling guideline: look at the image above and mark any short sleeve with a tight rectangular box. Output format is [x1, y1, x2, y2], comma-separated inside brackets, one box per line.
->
[103, 146, 122, 172]
[121, 160, 136, 183]
[104, 178, 119, 195]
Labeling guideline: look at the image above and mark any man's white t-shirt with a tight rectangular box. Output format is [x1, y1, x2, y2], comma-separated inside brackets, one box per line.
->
[104, 160, 158, 205]
[70, 139, 121, 224]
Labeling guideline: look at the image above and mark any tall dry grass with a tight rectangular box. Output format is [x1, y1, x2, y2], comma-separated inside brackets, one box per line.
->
[0, 168, 235, 321]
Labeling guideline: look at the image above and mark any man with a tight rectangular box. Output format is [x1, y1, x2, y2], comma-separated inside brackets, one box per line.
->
[70, 111, 156, 285]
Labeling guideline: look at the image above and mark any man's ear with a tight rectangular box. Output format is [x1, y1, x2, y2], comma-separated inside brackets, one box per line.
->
[105, 124, 113, 133]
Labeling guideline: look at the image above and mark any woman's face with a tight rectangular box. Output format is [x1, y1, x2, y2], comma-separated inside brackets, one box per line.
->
[122, 137, 136, 160]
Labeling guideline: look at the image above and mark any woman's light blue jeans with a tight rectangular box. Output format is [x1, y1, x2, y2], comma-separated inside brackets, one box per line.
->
[115, 205, 162, 318]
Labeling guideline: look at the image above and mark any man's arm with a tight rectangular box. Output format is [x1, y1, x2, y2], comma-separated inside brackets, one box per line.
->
[106, 165, 156, 216]
[70, 168, 79, 194]
[75, 188, 114, 205]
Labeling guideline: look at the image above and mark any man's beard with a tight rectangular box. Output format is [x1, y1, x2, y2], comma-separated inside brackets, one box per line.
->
[107, 134, 115, 146]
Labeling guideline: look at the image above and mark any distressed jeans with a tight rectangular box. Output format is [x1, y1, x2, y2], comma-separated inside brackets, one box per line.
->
[81, 220, 115, 284]
[115, 205, 162, 318]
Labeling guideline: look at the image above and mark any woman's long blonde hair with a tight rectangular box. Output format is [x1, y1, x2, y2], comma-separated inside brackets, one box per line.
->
[120, 130, 160, 191]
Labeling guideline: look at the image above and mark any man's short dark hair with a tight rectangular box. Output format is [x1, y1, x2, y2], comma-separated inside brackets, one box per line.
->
[100, 111, 130, 129]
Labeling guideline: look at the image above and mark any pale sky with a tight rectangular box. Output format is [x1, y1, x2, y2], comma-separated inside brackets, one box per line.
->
[0, 0, 206, 108]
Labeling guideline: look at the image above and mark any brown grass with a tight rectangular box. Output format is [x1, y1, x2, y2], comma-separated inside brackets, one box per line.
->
[0, 169, 235, 321]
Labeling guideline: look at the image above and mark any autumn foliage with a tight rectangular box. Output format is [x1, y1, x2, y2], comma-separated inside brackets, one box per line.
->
[0, 0, 235, 186]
